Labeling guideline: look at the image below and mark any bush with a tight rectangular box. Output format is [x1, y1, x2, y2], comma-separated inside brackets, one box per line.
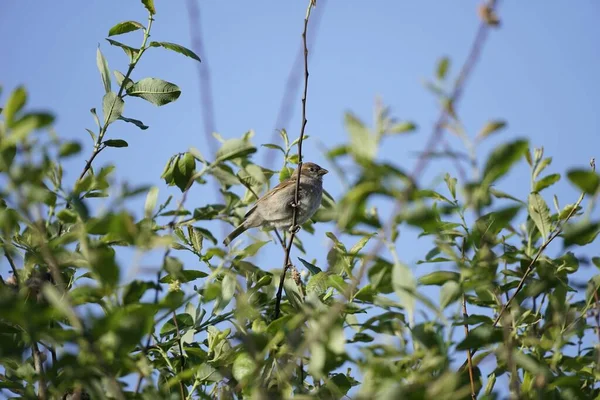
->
[1, 1, 599, 399]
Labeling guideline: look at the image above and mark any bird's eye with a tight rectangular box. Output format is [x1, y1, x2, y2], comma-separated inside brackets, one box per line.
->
[310, 167, 316, 172]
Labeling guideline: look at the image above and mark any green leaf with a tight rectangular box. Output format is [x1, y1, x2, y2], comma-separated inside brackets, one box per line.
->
[419, 271, 460, 286]
[58, 141, 82, 158]
[456, 325, 503, 350]
[436, 56, 450, 80]
[389, 121, 417, 134]
[57, 209, 78, 223]
[215, 138, 257, 162]
[477, 120, 507, 141]
[6, 113, 55, 146]
[307, 272, 329, 296]
[528, 192, 551, 240]
[149, 41, 201, 62]
[298, 257, 322, 274]
[482, 139, 528, 185]
[106, 38, 139, 63]
[392, 261, 416, 324]
[102, 91, 124, 125]
[118, 115, 148, 130]
[141, 0, 156, 14]
[232, 353, 256, 383]
[160, 270, 208, 283]
[4, 86, 26, 127]
[562, 221, 600, 247]
[114, 70, 134, 91]
[592, 257, 600, 269]
[173, 152, 195, 191]
[440, 281, 461, 309]
[96, 47, 111, 93]
[127, 78, 181, 106]
[108, 20, 144, 36]
[144, 186, 159, 218]
[534, 173, 561, 192]
[104, 139, 128, 148]
[567, 169, 600, 195]
[345, 112, 376, 161]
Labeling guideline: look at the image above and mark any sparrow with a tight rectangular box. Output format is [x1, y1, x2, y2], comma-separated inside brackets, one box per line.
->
[223, 162, 328, 246]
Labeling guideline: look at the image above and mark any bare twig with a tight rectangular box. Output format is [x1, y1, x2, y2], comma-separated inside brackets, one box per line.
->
[264, 0, 327, 171]
[460, 239, 476, 400]
[172, 312, 187, 399]
[32, 342, 47, 400]
[593, 291, 600, 344]
[274, 0, 315, 320]
[3, 249, 19, 288]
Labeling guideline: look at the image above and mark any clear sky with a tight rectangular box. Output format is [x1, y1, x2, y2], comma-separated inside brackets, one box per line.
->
[2, 0, 600, 395]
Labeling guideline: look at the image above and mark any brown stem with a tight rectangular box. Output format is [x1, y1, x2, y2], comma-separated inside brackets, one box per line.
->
[274, 1, 314, 320]
[172, 312, 187, 399]
[32, 342, 47, 400]
[463, 295, 476, 400]
[3, 249, 19, 288]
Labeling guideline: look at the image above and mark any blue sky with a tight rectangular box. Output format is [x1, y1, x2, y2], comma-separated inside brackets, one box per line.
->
[2, 0, 600, 395]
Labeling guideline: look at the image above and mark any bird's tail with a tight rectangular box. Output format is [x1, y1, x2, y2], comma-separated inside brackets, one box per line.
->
[223, 225, 248, 246]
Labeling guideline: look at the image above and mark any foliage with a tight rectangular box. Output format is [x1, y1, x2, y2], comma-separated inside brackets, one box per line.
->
[2, 1, 600, 399]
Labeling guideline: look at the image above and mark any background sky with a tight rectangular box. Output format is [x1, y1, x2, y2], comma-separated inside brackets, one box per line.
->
[2, 0, 600, 396]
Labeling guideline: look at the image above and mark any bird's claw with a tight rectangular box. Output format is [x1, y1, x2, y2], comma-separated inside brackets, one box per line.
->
[289, 225, 301, 234]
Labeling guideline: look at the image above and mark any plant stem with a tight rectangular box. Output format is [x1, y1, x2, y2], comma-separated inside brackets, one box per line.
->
[274, 0, 314, 320]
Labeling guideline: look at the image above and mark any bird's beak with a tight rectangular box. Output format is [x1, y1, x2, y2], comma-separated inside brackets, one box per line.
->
[318, 168, 329, 176]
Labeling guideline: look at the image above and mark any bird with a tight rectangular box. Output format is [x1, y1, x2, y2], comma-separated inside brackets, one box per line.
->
[223, 162, 328, 246]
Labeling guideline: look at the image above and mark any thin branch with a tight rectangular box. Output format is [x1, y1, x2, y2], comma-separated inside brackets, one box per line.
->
[32, 342, 47, 400]
[460, 238, 476, 400]
[264, 0, 327, 171]
[411, 0, 500, 180]
[274, 0, 315, 320]
[492, 189, 585, 328]
[172, 312, 187, 399]
[3, 249, 19, 288]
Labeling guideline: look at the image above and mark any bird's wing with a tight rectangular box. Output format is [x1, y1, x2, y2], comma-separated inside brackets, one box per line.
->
[244, 177, 297, 218]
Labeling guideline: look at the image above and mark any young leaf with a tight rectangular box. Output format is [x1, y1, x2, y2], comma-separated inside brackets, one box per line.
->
[118, 115, 148, 130]
[141, 0, 156, 15]
[440, 281, 461, 309]
[149, 41, 201, 62]
[419, 271, 460, 286]
[106, 38, 139, 63]
[534, 173, 560, 192]
[4, 86, 26, 127]
[127, 78, 181, 106]
[58, 141, 82, 158]
[108, 20, 144, 37]
[436, 56, 450, 80]
[389, 121, 417, 134]
[567, 169, 600, 195]
[104, 139, 128, 148]
[298, 257, 322, 275]
[528, 192, 551, 240]
[562, 221, 600, 247]
[345, 112, 376, 161]
[476, 120, 506, 141]
[102, 91, 124, 125]
[482, 139, 528, 185]
[144, 186, 159, 218]
[215, 138, 257, 163]
[114, 70, 134, 91]
[96, 47, 111, 93]
[392, 261, 416, 324]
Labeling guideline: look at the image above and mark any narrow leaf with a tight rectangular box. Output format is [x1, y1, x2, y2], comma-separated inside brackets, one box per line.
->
[102, 91, 124, 125]
[477, 120, 507, 141]
[534, 173, 560, 192]
[149, 41, 201, 62]
[144, 186, 159, 218]
[482, 139, 528, 184]
[4, 86, 27, 127]
[96, 47, 111, 93]
[528, 192, 551, 240]
[118, 115, 148, 130]
[108, 20, 145, 36]
[436, 57, 450, 80]
[298, 257, 322, 275]
[104, 139, 128, 148]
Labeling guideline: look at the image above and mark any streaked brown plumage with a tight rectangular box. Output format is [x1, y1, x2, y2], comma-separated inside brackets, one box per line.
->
[223, 162, 328, 246]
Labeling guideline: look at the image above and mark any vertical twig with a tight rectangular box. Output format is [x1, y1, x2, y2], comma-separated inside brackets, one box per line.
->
[274, 0, 315, 320]
[462, 295, 476, 399]
[172, 312, 187, 399]
[264, 0, 327, 171]
[32, 342, 47, 400]
[3, 250, 19, 288]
